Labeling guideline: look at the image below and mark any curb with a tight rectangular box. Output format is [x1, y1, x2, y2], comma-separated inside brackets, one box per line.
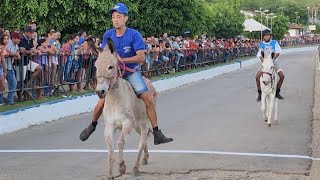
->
[311, 51, 320, 179]
[0, 93, 96, 116]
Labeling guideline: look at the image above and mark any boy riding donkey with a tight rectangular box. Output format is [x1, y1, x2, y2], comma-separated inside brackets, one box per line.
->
[79, 3, 173, 145]
[256, 29, 285, 102]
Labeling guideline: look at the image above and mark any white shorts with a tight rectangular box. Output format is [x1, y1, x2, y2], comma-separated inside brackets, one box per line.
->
[162, 56, 170, 62]
[51, 56, 59, 65]
[14, 61, 39, 81]
[258, 61, 283, 73]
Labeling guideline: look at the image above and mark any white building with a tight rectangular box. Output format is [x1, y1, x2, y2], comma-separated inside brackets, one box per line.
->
[288, 23, 303, 37]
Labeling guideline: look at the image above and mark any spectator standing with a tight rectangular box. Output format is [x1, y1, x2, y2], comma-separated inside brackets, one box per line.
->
[2, 32, 21, 105]
[16, 26, 42, 100]
[0, 34, 9, 105]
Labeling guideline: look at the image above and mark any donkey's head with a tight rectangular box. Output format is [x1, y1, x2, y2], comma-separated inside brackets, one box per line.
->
[260, 51, 275, 86]
[95, 38, 118, 99]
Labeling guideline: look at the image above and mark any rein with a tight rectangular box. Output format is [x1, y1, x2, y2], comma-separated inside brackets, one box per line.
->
[261, 68, 276, 91]
[261, 72, 273, 80]
[117, 59, 136, 78]
[88, 40, 137, 78]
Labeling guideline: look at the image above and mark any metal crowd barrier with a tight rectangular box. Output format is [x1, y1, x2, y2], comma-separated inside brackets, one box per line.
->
[0, 53, 97, 104]
[0, 41, 319, 105]
[280, 39, 320, 46]
[141, 46, 259, 78]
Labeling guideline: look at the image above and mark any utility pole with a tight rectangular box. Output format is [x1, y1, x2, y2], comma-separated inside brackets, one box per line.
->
[307, 7, 310, 24]
[266, 13, 275, 28]
[255, 8, 269, 41]
[270, 16, 277, 33]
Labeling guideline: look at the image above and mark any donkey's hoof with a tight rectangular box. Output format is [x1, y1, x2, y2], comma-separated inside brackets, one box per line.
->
[133, 167, 140, 177]
[119, 163, 126, 175]
[274, 120, 279, 124]
[264, 119, 268, 122]
[107, 176, 114, 180]
[267, 123, 271, 127]
[142, 159, 148, 165]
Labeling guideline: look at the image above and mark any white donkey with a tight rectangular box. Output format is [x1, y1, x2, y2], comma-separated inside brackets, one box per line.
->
[94, 38, 155, 179]
[260, 52, 279, 127]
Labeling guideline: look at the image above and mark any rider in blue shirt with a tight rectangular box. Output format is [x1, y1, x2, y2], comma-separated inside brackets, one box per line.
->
[79, 3, 173, 145]
[100, 27, 145, 77]
[256, 29, 285, 102]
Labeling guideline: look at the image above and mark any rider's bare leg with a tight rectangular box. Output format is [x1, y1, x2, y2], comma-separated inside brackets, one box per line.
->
[276, 71, 285, 99]
[92, 98, 105, 123]
[277, 71, 285, 90]
[139, 91, 173, 145]
[256, 71, 262, 102]
[139, 92, 158, 128]
[79, 98, 104, 141]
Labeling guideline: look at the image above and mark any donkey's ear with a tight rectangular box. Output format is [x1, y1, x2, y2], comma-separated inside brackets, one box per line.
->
[87, 39, 102, 55]
[261, 51, 265, 58]
[103, 38, 115, 54]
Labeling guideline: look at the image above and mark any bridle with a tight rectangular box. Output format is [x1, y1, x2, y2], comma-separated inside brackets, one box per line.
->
[96, 58, 137, 91]
[117, 59, 136, 78]
[96, 74, 117, 91]
[261, 66, 276, 92]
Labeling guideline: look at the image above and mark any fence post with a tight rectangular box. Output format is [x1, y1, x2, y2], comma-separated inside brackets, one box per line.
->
[237, 58, 242, 69]
[318, 46, 320, 71]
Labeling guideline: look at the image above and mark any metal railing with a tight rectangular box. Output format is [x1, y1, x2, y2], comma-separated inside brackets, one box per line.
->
[280, 39, 320, 47]
[141, 46, 259, 78]
[0, 53, 97, 104]
[0, 42, 319, 105]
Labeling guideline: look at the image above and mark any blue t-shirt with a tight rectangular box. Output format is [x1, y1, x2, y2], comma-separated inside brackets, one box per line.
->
[78, 37, 85, 46]
[71, 43, 76, 53]
[48, 39, 55, 46]
[259, 40, 277, 52]
[257, 40, 282, 59]
[101, 27, 145, 70]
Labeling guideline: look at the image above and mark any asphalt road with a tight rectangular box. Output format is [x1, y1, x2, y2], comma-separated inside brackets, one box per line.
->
[0, 50, 317, 180]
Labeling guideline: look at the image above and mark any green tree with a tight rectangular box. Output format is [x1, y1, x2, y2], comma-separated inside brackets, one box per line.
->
[243, 31, 260, 40]
[315, 23, 320, 34]
[0, 0, 139, 37]
[208, 0, 245, 38]
[0, 0, 246, 39]
[250, 13, 289, 40]
[130, 0, 208, 37]
[202, 2, 217, 37]
[239, 0, 317, 26]
[270, 14, 289, 40]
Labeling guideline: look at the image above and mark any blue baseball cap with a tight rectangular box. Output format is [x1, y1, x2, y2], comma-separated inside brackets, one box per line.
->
[110, 3, 128, 15]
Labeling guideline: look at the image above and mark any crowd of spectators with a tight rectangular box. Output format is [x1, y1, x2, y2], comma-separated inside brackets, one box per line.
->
[0, 21, 319, 106]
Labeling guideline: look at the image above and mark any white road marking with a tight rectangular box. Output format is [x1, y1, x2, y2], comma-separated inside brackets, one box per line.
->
[0, 149, 319, 161]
